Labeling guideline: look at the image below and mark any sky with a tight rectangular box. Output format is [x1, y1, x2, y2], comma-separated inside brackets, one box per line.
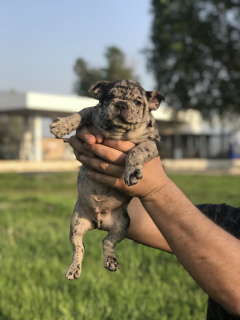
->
[0, 0, 156, 96]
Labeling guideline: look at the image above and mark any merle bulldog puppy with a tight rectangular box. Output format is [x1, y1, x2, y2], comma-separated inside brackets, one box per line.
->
[50, 79, 164, 279]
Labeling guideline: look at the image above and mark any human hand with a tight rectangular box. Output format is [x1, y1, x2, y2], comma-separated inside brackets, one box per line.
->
[69, 127, 169, 199]
[84, 154, 168, 199]
[69, 126, 135, 162]
[68, 126, 104, 159]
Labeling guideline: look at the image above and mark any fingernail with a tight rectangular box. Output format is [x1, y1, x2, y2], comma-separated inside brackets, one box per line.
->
[86, 136, 94, 144]
[96, 135, 103, 142]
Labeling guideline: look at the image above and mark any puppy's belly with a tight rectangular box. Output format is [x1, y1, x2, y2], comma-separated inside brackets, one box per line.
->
[77, 166, 130, 229]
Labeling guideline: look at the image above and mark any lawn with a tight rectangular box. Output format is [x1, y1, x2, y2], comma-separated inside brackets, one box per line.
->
[0, 172, 239, 320]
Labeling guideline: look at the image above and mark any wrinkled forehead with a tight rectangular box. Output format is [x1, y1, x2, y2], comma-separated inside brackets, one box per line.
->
[108, 80, 145, 99]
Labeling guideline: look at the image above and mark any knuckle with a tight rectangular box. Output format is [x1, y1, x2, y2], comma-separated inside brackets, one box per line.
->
[98, 162, 108, 172]
[100, 176, 109, 185]
[77, 126, 90, 140]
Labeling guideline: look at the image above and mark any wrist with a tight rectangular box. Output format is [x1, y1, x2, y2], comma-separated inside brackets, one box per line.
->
[139, 173, 171, 204]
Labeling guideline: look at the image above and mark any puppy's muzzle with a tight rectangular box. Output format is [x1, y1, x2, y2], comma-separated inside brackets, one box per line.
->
[115, 101, 128, 111]
[114, 102, 136, 123]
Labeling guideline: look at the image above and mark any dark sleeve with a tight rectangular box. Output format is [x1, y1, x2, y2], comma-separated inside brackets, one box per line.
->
[196, 203, 240, 320]
[196, 203, 240, 239]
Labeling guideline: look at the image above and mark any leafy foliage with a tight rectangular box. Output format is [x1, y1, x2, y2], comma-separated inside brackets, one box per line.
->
[74, 46, 139, 97]
[0, 172, 239, 319]
[73, 58, 103, 96]
[147, 0, 240, 116]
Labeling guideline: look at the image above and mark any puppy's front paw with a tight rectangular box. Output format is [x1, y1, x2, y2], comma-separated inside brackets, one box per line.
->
[124, 165, 143, 186]
[104, 256, 119, 271]
[50, 118, 71, 138]
[65, 263, 81, 280]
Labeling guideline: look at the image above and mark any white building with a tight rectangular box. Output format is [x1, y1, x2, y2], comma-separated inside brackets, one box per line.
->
[0, 91, 96, 160]
[152, 106, 240, 159]
[0, 91, 239, 160]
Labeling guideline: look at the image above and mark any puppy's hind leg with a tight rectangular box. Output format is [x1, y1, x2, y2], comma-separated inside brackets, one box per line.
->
[65, 201, 94, 280]
[102, 207, 130, 272]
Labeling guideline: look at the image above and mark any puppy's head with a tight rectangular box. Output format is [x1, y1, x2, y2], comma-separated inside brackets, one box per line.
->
[89, 79, 164, 129]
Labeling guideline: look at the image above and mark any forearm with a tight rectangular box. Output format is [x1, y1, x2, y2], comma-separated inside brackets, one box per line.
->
[127, 197, 172, 253]
[141, 178, 240, 315]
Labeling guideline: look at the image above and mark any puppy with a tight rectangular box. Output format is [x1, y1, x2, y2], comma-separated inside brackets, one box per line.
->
[50, 79, 164, 279]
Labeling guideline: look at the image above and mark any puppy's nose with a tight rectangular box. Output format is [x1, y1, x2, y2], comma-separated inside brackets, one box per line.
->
[116, 102, 127, 111]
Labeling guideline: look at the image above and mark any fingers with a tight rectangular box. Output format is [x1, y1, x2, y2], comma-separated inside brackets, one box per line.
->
[88, 126, 104, 143]
[86, 144, 128, 166]
[80, 155, 124, 178]
[87, 169, 125, 190]
[103, 139, 135, 153]
[85, 156, 167, 198]
[75, 126, 104, 145]
[69, 126, 135, 166]
[69, 135, 94, 158]
[75, 125, 135, 152]
[69, 126, 104, 160]
[74, 150, 82, 162]
[70, 135, 129, 167]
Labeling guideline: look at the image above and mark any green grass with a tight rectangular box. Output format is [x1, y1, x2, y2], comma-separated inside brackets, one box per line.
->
[0, 172, 239, 320]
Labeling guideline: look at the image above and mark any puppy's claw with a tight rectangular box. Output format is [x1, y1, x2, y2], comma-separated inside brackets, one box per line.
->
[104, 256, 119, 271]
[124, 166, 143, 186]
[65, 263, 81, 280]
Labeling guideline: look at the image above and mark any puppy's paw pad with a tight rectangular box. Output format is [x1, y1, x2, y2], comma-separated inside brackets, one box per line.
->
[104, 256, 119, 271]
[133, 168, 143, 179]
[65, 264, 81, 280]
[124, 166, 143, 186]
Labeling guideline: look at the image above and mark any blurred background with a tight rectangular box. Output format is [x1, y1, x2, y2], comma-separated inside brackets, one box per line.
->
[0, 1, 240, 319]
[0, 0, 240, 164]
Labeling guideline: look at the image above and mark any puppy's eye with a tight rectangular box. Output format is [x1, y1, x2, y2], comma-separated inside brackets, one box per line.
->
[135, 100, 142, 106]
[105, 94, 114, 102]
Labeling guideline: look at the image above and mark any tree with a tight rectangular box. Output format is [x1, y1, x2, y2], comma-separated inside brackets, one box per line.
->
[103, 47, 137, 81]
[73, 58, 102, 96]
[74, 46, 138, 96]
[147, 0, 240, 116]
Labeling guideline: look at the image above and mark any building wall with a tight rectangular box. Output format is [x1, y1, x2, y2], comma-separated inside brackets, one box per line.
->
[159, 134, 231, 159]
[42, 138, 75, 160]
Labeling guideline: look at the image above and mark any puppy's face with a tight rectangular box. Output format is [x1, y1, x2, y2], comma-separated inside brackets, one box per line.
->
[89, 79, 164, 130]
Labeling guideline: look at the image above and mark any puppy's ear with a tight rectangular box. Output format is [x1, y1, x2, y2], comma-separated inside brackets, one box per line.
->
[146, 91, 165, 111]
[89, 81, 111, 100]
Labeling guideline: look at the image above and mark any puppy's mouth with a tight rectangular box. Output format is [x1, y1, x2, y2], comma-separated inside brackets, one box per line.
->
[100, 99, 145, 131]
[113, 113, 141, 127]
[116, 115, 135, 124]
[111, 105, 143, 124]
[101, 115, 140, 133]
